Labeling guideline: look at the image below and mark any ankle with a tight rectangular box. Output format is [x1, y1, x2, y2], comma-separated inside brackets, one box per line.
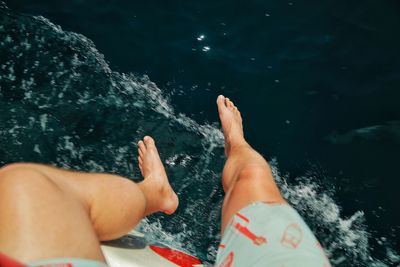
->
[227, 141, 250, 156]
[138, 178, 177, 215]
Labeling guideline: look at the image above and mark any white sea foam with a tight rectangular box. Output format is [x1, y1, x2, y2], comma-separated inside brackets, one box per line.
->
[33, 144, 41, 154]
[270, 159, 399, 266]
[39, 114, 48, 131]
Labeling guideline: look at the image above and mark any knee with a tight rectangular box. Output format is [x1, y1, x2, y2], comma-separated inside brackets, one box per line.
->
[236, 164, 271, 182]
[223, 162, 271, 190]
[234, 164, 285, 203]
[0, 162, 36, 174]
[0, 163, 52, 193]
[229, 165, 270, 191]
[0, 163, 42, 179]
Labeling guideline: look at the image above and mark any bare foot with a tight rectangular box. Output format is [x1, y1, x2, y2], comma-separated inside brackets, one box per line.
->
[216, 95, 247, 156]
[137, 136, 179, 215]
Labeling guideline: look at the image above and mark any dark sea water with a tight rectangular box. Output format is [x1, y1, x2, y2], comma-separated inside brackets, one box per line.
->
[1, 1, 399, 266]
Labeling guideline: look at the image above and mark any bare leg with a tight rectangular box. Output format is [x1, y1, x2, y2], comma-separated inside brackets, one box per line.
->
[0, 136, 178, 263]
[216, 95, 285, 232]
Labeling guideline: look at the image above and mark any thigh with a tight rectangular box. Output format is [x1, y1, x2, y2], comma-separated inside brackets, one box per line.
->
[216, 202, 331, 267]
[0, 167, 105, 263]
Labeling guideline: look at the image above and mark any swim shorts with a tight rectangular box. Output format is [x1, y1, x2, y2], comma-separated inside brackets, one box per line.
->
[215, 202, 331, 267]
[28, 258, 108, 267]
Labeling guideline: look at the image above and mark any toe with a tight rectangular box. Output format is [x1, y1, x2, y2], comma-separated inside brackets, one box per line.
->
[217, 95, 225, 105]
[217, 95, 227, 113]
[138, 140, 146, 153]
[138, 156, 143, 171]
[138, 158, 143, 173]
[138, 148, 143, 158]
[235, 109, 241, 117]
[227, 99, 234, 109]
[225, 97, 230, 107]
[144, 136, 156, 148]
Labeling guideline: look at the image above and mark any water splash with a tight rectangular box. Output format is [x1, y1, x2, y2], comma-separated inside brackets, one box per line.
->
[270, 159, 399, 266]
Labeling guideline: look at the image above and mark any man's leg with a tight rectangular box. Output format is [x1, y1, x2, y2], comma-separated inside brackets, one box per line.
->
[216, 95, 330, 266]
[216, 95, 285, 232]
[0, 136, 178, 263]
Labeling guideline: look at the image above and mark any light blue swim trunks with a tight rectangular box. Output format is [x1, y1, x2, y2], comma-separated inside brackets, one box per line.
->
[215, 202, 331, 267]
[28, 258, 108, 267]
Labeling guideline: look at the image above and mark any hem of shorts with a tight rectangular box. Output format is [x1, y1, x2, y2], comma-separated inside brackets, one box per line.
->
[221, 200, 290, 237]
[238, 200, 289, 213]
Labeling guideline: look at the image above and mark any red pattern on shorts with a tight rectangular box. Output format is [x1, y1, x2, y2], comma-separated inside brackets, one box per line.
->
[218, 252, 234, 267]
[234, 222, 267, 246]
[235, 212, 249, 223]
[280, 223, 303, 249]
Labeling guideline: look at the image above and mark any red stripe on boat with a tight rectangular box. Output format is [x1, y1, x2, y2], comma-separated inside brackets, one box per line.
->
[36, 263, 73, 267]
[149, 245, 202, 267]
[0, 253, 26, 267]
